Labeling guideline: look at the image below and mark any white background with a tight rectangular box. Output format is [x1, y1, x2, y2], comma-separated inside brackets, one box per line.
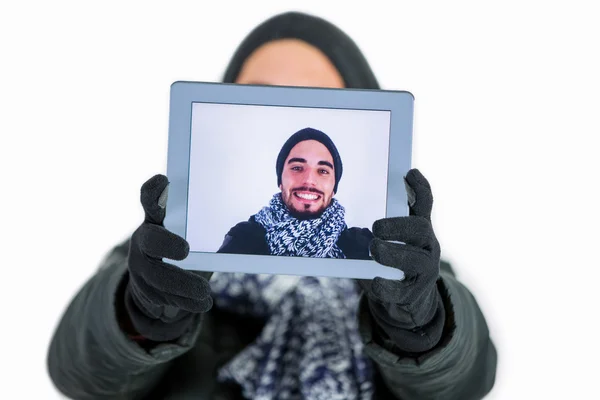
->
[1, 1, 599, 399]
[186, 103, 391, 252]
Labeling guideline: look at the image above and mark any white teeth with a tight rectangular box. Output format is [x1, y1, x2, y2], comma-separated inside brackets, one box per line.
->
[296, 193, 318, 200]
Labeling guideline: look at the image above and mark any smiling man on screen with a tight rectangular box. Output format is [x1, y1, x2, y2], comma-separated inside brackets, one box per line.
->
[217, 126, 373, 260]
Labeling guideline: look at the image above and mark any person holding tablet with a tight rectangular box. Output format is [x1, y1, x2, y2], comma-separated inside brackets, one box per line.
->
[217, 126, 373, 260]
[47, 11, 497, 400]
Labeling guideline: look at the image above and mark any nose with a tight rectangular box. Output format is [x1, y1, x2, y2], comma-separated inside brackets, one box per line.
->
[303, 168, 318, 186]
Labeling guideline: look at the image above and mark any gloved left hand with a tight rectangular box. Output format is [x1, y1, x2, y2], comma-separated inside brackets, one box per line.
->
[359, 169, 446, 354]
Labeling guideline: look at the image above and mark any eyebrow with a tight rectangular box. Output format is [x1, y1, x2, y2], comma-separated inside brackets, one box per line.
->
[287, 158, 334, 170]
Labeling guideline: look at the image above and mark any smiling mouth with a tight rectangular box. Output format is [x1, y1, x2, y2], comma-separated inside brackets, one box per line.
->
[293, 191, 322, 202]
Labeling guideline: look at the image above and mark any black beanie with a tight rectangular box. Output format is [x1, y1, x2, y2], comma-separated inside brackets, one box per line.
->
[222, 11, 380, 90]
[276, 127, 343, 193]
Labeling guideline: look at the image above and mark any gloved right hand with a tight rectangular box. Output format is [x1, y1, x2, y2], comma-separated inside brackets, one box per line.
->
[124, 174, 214, 342]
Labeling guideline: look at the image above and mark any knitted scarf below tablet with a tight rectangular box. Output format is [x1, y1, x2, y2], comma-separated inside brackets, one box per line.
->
[210, 193, 374, 399]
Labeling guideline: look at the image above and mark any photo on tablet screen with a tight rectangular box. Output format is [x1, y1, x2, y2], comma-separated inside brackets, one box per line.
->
[185, 102, 390, 261]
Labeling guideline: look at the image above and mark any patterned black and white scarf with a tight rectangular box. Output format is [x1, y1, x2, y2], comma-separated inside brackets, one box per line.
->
[255, 192, 347, 258]
[210, 193, 374, 399]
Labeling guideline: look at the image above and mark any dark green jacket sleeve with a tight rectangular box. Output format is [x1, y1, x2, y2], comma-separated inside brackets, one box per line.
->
[46, 241, 204, 399]
[358, 263, 497, 400]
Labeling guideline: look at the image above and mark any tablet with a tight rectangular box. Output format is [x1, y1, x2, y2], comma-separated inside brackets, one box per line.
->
[163, 81, 413, 280]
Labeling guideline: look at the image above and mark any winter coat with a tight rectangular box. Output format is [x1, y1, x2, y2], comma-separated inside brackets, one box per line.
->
[47, 236, 497, 399]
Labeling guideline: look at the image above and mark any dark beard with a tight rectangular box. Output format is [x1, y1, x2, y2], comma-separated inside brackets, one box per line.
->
[283, 187, 329, 220]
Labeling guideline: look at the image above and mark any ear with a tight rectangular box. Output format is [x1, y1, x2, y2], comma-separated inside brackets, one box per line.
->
[279, 184, 283, 191]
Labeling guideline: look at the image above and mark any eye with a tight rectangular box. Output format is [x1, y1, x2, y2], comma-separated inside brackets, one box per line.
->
[319, 169, 330, 174]
[291, 166, 302, 172]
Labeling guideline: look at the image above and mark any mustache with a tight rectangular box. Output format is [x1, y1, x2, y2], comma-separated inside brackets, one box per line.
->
[292, 187, 324, 196]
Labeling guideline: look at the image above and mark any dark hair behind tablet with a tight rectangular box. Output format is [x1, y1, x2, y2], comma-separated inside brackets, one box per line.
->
[222, 11, 380, 90]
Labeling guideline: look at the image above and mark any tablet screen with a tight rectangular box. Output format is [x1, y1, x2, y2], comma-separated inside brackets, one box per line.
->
[185, 102, 391, 259]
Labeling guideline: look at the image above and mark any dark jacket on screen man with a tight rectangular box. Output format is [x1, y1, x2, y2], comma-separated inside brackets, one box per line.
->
[46, 11, 497, 400]
[217, 215, 374, 259]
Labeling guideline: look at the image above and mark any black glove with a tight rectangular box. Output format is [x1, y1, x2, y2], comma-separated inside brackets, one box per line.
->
[359, 169, 446, 354]
[124, 174, 214, 342]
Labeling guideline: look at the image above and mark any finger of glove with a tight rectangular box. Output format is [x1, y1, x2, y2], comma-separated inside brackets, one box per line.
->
[131, 315, 195, 342]
[404, 169, 433, 220]
[140, 174, 169, 225]
[138, 223, 189, 261]
[133, 226, 210, 301]
[131, 255, 213, 302]
[372, 216, 437, 251]
[131, 274, 213, 313]
[370, 238, 434, 282]
[126, 283, 192, 322]
[124, 289, 198, 342]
